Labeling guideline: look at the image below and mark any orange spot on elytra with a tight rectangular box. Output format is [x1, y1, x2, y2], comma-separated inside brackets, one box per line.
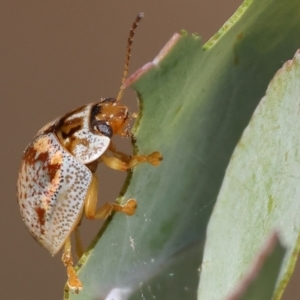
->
[33, 136, 50, 153]
[35, 206, 46, 226]
[47, 162, 61, 182]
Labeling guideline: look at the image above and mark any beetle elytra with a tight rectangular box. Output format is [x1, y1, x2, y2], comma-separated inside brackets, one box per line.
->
[17, 12, 162, 293]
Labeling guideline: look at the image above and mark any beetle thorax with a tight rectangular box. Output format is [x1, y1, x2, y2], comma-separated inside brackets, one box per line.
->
[53, 98, 129, 166]
[55, 104, 110, 165]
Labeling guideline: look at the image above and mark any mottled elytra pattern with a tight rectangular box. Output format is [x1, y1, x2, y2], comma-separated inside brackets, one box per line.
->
[17, 133, 92, 255]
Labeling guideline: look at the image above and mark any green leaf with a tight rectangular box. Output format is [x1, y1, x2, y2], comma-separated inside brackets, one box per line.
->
[67, 0, 300, 299]
[198, 47, 300, 299]
[226, 233, 286, 300]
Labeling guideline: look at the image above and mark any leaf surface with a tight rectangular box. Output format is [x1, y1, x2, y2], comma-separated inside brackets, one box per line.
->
[198, 48, 300, 300]
[67, 0, 300, 299]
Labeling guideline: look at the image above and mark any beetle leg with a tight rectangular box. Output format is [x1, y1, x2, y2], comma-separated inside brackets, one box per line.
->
[126, 151, 162, 168]
[101, 154, 128, 171]
[84, 174, 137, 220]
[74, 227, 84, 259]
[103, 148, 162, 171]
[108, 143, 131, 162]
[62, 236, 82, 293]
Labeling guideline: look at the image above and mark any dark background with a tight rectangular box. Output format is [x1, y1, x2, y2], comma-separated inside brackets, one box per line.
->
[1, 1, 299, 299]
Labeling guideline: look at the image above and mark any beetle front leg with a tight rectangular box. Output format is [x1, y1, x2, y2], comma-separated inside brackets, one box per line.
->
[108, 143, 132, 162]
[126, 151, 162, 168]
[62, 236, 82, 293]
[104, 144, 162, 171]
[84, 174, 137, 220]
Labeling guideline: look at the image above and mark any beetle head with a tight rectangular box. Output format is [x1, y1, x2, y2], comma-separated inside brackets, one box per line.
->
[91, 98, 130, 137]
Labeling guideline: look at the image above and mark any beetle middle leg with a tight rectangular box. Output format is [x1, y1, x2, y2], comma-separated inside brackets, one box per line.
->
[74, 226, 84, 259]
[84, 174, 137, 220]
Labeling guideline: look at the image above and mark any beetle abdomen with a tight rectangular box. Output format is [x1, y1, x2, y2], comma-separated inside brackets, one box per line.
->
[17, 133, 92, 255]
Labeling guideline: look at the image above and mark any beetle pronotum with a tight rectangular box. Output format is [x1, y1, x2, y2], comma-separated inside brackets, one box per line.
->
[17, 13, 162, 292]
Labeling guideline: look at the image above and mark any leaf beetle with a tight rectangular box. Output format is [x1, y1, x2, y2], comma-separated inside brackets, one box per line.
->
[17, 13, 162, 293]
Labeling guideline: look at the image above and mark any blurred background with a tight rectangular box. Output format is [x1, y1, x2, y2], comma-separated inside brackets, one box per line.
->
[1, 0, 299, 299]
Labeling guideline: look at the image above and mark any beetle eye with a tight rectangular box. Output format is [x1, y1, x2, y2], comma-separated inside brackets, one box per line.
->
[92, 120, 113, 138]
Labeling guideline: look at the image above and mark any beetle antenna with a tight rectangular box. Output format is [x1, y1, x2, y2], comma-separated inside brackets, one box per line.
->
[116, 12, 144, 103]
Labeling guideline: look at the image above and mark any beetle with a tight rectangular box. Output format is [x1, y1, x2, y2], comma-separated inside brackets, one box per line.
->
[17, 12, 162, 293]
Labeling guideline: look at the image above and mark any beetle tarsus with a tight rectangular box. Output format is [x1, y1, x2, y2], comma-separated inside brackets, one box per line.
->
[126, 151, 163, 169]
[119, 199, 137, 216]
[67, 265, 83, 293]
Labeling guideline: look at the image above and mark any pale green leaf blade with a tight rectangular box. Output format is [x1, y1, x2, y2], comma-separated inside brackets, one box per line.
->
[198, 50, 300, 299]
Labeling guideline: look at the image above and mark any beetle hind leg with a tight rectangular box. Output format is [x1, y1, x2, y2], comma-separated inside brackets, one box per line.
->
[62, 236, 82, 293]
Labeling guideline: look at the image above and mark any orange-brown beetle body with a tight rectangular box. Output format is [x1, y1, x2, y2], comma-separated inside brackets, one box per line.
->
[17, 13, 162, 292]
